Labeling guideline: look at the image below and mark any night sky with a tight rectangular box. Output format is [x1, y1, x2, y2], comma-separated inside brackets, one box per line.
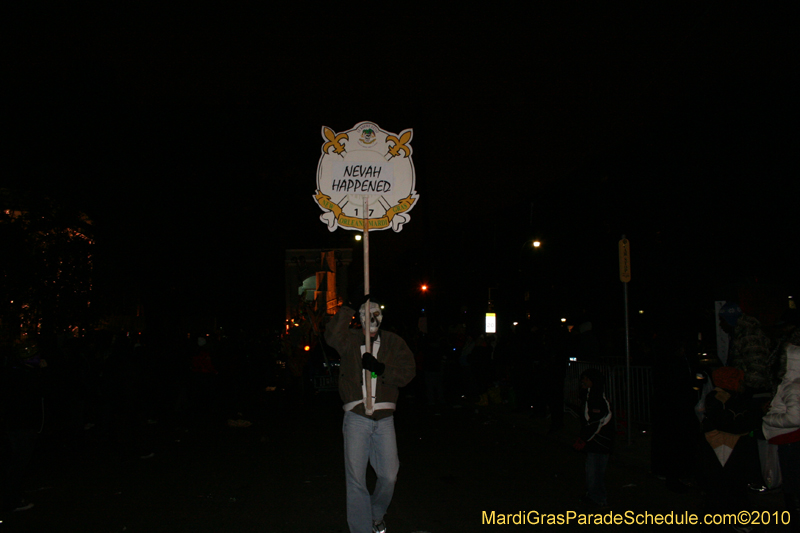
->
[2, 7, 794, 335]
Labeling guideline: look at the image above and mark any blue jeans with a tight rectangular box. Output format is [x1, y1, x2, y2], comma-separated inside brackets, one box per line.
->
[343, 411, 399, 533]
[586, 452, 609, 506]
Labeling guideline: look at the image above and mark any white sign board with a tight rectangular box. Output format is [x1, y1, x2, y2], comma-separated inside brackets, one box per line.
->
[485, 313, 496, 334]
[314, 121, 419, 232]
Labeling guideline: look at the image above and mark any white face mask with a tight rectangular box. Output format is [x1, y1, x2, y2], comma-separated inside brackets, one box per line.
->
[359, 302, 383, 334]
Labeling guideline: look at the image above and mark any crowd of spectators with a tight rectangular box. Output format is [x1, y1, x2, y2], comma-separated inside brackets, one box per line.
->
[1, 329, 282, 514]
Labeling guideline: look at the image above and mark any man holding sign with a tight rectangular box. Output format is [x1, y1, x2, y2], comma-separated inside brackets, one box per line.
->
[325, 296, 415, 533]
[316, 122, 419, 533]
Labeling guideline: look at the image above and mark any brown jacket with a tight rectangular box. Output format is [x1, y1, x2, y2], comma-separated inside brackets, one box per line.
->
[325, 305, 416, 420]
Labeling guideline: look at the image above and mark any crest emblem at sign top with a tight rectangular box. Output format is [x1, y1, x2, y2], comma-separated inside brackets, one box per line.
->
[314, 121, 419, 232]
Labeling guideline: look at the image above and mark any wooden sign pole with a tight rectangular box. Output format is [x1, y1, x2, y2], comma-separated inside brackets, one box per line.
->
[363, 196, 373, 415]
[619, 235, 631, 446]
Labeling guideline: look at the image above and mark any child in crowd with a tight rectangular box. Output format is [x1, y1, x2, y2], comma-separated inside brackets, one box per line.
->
[573, 368, 614, 508]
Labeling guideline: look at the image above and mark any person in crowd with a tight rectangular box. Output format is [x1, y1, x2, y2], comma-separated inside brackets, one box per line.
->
[730, 314, 772, 392]
[189, 335, 219, 425]
[325, 296, 415, 533]
[423, 332, 446, 408]
[458, 329, 479, 402]
[573, 367, 614, 509]
[762, 327, 800, 531]
[701, 366, 760, 519]
[98, 333, 152, 458]
[1, 340, 47, 513]
[650, 332, 701, 492]
[541, 324, 569, 433]
[472, 333, 497, 406]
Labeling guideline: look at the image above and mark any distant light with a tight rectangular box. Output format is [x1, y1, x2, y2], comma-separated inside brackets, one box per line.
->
[421, 284, 428, 291]
[485, 313, 496, 334]
[380, 305, 385, 309]
[304, 345, 310, 352]
[532, 241, 541, 248]
[638, 310, 644, 314]
[560, 318, 567, 323]
[355, 234, 362, 241]
[569, 357, 577, 361]
[513, 321, 519, 326]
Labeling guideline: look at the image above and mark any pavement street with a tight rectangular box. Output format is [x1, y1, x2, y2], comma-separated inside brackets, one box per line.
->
[1, 390, 790, 533]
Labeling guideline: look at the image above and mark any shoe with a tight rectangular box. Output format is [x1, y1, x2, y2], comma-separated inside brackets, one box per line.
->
[373, 520, 386, 533]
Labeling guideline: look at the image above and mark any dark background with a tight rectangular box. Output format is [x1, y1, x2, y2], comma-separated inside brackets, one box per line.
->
[2, 6, 794, 337]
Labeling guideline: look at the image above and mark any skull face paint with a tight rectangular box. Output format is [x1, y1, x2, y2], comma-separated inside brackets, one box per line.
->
[359, 302, 383, 334]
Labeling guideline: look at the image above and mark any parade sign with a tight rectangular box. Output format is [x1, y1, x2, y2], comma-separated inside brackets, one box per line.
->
[314, 121, 419, 232]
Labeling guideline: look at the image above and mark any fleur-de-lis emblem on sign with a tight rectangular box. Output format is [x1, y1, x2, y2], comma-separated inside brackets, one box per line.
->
[386, 130, 413, 158]
[322, 127, 348, 156]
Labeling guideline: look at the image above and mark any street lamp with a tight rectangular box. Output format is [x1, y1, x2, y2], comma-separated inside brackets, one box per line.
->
[519, 239, 544, 322]
[521, 239, 542, 251]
